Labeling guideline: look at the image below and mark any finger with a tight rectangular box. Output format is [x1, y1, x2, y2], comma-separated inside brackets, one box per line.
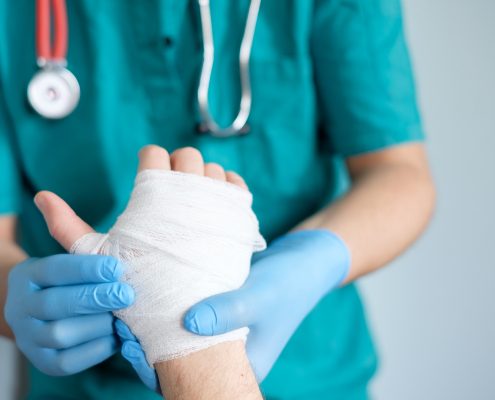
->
[204, 163, 226, 181]
[30, 282, 135, 320]
[170, 147, 204, 175]
[45, 335, 118, 376]
[137, 145, 171, 172]
[115, 319, 137, 342]
[35, 313, 115, 349]
[34, 191, 94, 251]
[30, 254, 123, 287]
[226, 171, 249, 190]
[183, 289, 253, 336]
[122, 341, 160, 393]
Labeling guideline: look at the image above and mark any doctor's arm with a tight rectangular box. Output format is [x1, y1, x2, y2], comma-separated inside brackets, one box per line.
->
[166, 1, 437, 382]
[297, 142, 435, 283]
[175, 141, 435, 383]
[0, 216, 26, 338]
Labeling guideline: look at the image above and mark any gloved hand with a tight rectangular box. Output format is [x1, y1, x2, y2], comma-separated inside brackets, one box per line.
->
[4, 254, 135, 376]
[119, 229, 350, 389]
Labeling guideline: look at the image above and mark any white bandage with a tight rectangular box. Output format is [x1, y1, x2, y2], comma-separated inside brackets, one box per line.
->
[71, 170, 266, 365]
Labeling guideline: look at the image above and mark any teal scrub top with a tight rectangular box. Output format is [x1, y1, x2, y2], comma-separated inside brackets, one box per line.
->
[0, 1, 424, 399]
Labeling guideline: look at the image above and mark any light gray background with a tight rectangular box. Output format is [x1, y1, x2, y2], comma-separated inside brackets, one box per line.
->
[1, 0, 494, 399]
[360, 0, 495, 399]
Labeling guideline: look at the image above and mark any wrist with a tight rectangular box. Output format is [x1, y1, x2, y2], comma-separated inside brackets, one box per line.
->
[276, 229, 351, 290]
[155, 340, 261, 400]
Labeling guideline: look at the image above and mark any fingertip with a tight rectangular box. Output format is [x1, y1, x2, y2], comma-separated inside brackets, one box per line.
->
[226, 171, 249, 190]
[122, 340, 142, 360]
[183, 310, 199, 334]
[103, 282, 135, 310]
[115, 319, 136, 341]
[138, 145, 171, 172]
[117, 283, 135, 307]
[101, 257, 125, 281]
[34, 190, 95, 252]
[34, 191, 48, 211]
[184, 304, 215, 335]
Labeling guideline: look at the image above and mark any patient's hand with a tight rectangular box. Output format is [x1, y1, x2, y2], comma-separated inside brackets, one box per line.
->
[35, 145, 263, 400]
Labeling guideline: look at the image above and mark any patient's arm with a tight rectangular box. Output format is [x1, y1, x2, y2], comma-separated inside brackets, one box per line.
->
[35, 145, 262, 399]
[156, 341, 260, 400]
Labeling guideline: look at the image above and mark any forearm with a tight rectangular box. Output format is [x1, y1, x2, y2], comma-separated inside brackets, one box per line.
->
[0, 239, 27, 338]
[298, 146, 435, 282]
[155, 340, 261, 400]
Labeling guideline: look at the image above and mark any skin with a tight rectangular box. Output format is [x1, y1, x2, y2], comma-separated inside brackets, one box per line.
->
[25, 146, 261, 400]
[0, 142, 435, 397]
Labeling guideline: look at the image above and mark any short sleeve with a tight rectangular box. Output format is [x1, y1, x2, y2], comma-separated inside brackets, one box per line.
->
[0, 80, 21, 215]
[311, 0, 424, 156]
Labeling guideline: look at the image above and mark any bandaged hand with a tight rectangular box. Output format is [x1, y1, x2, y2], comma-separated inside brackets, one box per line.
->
[35, 145, 266, 367]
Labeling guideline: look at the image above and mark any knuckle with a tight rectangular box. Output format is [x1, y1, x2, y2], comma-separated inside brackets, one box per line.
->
[35, 297, 52, 318]
[37, 292, 67, 319]
[229, 297, 248, 319]
[47, 254, 65, 265]
[47, 221, 65, 240]
[8, 258, 31, 285]
[47, 323, 69, 348]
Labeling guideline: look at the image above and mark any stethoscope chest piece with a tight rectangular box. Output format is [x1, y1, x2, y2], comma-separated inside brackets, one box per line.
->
[28, 66, 80, 119]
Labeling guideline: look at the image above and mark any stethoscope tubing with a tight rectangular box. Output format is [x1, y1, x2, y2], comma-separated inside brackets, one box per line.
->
[36, 0, 68, 66]
[197, 0, 260, 138]
[29, 0, 260, 135]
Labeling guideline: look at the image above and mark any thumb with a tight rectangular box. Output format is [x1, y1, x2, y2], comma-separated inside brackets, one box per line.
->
[121, 341, 161, 393]
[183, 289, 253, 336]
[34, 191, 95, 252]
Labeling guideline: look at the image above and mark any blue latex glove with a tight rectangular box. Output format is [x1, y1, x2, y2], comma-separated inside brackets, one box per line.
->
[4, 254, 135, 376]
[119, 229, 349, 389]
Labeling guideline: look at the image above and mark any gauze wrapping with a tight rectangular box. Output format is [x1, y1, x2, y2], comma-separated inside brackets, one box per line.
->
[70, 170, 266, 365]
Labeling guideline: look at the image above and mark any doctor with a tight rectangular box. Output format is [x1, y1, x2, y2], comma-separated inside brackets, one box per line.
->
[0, 1, 435, 399]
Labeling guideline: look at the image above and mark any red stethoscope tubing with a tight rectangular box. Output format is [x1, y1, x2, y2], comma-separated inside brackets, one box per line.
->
[36, 0, 68, 62]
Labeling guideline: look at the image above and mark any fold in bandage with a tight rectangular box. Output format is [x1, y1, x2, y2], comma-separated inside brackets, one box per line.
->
[71, 170, 266, 365]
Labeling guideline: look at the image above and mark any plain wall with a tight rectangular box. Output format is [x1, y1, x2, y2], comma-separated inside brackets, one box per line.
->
[1, 0, 494, 399]
[360, 0, 495, 399]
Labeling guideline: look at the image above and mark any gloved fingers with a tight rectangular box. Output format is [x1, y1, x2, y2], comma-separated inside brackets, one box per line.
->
[34, 190, 95, 252]
[121, 340, 160, 393]
[114, 319, 137, 342]
[29, 282, 134, 320]
[183, 288, 254, 336]
[29, 255, 123, 288]
[35, 312, 115, 349]
[38, 334, 118, 376]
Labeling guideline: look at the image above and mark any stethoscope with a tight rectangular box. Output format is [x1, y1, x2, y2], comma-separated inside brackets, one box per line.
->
[27, 0, 261, 138]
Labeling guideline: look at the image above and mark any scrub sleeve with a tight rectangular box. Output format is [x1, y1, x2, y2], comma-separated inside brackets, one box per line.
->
[311, 0, 424, 156]
[0, 81, 21, 215]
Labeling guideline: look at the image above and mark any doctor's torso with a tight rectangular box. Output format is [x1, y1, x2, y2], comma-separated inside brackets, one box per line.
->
[0, 1, 424, 398]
